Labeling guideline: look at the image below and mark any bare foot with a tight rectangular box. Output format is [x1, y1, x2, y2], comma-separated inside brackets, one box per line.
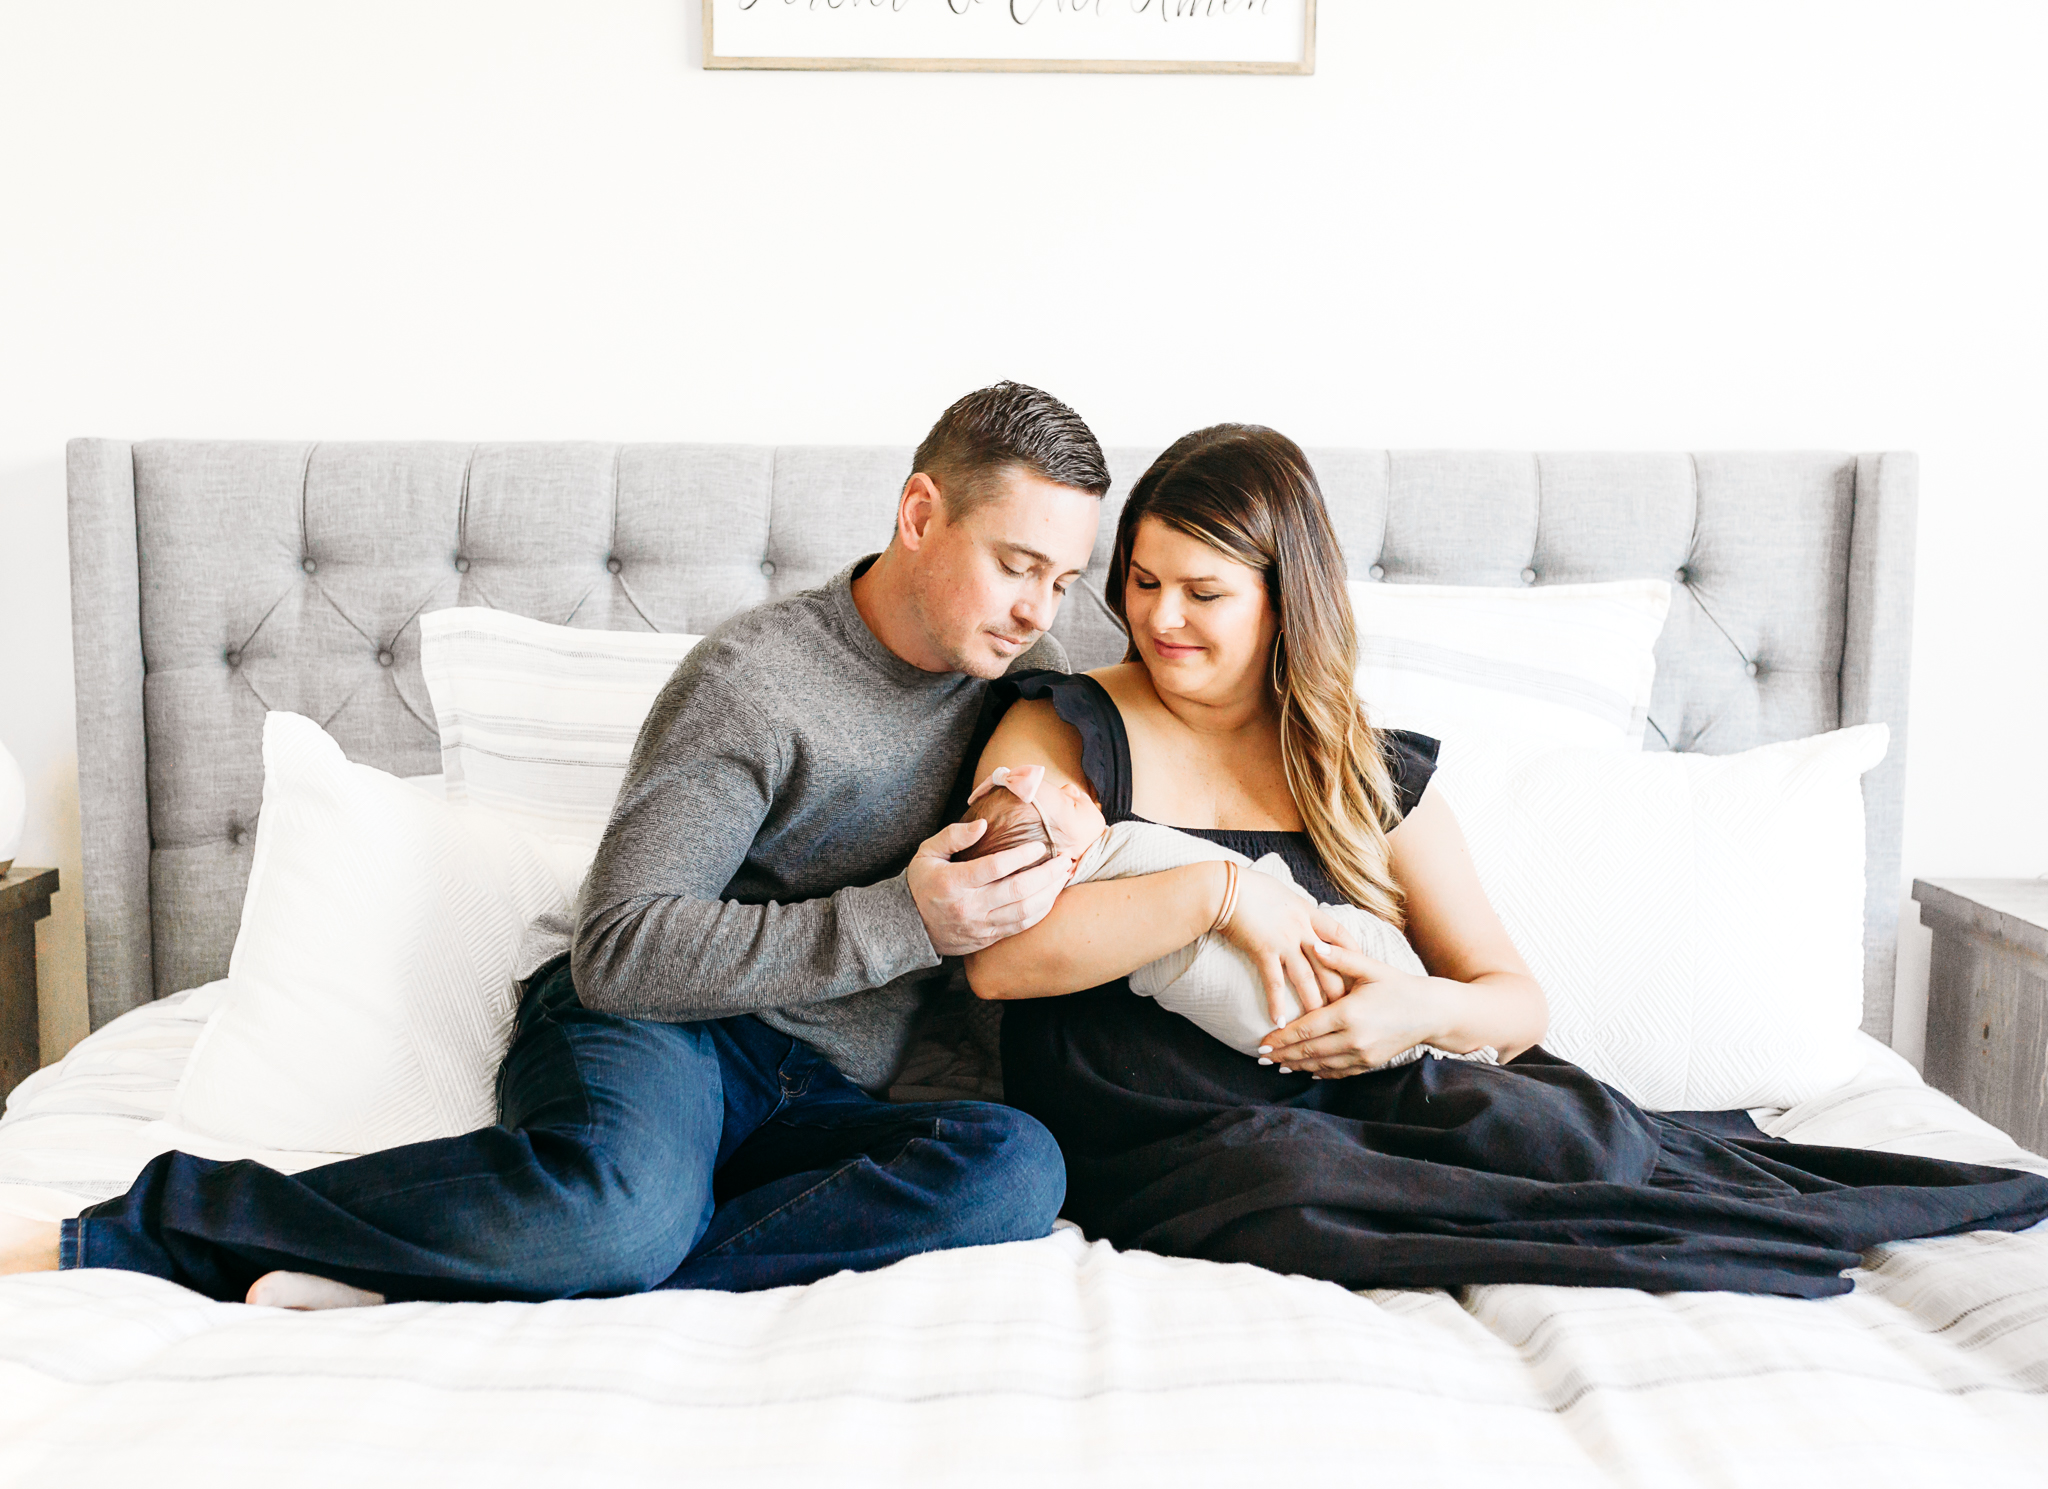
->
[245, 1270, 386, 1310]
[0, 1211, 61, 1274]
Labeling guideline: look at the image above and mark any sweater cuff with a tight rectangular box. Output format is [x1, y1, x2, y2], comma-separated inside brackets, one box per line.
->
[841, 873, 940, 987]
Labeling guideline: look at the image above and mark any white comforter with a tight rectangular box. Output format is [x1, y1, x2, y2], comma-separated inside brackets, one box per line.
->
[4, 988, 2047, 1487]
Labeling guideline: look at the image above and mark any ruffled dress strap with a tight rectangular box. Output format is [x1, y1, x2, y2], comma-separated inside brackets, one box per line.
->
[1382, 729, 1440, 822]
[971, 669, 1136, 823]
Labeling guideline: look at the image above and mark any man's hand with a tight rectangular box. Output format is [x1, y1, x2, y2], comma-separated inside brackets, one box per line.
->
[1216, 869, 1360, 1027]
[906, 818, 1075, 957]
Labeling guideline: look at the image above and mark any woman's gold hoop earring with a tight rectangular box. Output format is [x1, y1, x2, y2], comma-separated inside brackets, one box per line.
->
[1270, 634, 1287, 695]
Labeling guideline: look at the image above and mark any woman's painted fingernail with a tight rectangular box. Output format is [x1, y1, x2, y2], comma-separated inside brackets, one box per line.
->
[1278, 1066, 1293, 1074]
[1257, 1057, 1273, 1066]
[1256, 1045, 1273, 1055]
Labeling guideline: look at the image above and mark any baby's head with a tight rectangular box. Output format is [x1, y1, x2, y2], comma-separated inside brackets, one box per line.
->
[952, 765, 1106, 873]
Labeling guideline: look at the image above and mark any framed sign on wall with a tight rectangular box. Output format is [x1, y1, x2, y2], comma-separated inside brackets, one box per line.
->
[704, 1, 1316, 76]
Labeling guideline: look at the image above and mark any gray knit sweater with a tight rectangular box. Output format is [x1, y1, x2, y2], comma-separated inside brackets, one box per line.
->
[560, 559, 1066, 1090]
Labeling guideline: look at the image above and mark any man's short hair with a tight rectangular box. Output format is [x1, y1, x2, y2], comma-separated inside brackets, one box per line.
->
[912, 382, 1111, 520]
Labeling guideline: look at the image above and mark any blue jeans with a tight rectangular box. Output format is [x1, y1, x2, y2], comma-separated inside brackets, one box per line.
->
[62, 959, 1065, 1302]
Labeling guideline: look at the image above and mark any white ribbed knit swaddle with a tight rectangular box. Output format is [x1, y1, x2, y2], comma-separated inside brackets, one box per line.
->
[1069, 821, 1498, 1070]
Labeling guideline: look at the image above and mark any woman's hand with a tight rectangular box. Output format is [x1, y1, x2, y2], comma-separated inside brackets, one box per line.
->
[1259, 939, 1545, 1076]
[1217, 870, 1360, 1027]
[1256, 943, 1442, 1076]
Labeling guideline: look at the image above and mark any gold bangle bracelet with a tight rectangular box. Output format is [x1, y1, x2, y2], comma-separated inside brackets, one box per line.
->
[1210, 859, 1240, 937]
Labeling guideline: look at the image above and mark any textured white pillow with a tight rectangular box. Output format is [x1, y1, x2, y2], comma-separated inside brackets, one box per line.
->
[171, 713, 566, 1155]
[1349, 579, 1671, 749]
[419, 608, 702, 893]
[1431, 724, 1887, 1111]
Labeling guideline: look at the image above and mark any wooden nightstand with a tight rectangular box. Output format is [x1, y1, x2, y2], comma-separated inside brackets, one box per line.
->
[1, 866, 58, 1104]
[1914, 878, 2048, 1153]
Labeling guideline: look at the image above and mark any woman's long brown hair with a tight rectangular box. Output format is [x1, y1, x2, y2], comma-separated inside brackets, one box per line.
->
[1108, 426, 1407, 924]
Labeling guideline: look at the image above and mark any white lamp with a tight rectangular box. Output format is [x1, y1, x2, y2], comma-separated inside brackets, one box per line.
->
[0, 740, 24, 876]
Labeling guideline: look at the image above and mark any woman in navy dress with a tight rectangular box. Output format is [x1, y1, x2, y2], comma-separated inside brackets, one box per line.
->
[963, 424, 2048, 1297]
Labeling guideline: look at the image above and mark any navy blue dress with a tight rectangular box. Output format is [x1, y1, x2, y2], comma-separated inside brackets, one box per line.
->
[981, 670, 2048, 1297]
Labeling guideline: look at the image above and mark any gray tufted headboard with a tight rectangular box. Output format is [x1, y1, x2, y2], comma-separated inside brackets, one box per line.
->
[66, 441, 1919, 1043]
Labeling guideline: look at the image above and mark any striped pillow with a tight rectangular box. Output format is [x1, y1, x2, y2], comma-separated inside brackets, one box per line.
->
[419, 608, 702, 891]
[1348, 580, 1671, 749]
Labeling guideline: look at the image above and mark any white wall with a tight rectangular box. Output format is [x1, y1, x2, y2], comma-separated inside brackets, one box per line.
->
[3, 0, 2043, 1067]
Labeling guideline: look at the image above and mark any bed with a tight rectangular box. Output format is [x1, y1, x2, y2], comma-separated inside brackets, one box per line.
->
[6, 440, 2045, 1485]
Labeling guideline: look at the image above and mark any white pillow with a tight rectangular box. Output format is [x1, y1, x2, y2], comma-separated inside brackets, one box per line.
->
[419, 608, 702, 893]
[1349, 579, 1671, 749]
[171, 713, 566, 1154]
[1431, 724, 1887, 1111]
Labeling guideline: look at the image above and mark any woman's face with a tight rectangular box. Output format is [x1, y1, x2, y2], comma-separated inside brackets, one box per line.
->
[1123, 517, 1278, 704]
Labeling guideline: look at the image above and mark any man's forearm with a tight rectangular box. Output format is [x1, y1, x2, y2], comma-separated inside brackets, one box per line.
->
[571, 875, 939, 1021]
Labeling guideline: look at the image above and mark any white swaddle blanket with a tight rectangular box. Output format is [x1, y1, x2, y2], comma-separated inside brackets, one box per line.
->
[1069, 821, 1498, 1070]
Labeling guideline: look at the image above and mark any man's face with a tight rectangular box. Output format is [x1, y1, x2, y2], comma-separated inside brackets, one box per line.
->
[905, 467, 1101, 679]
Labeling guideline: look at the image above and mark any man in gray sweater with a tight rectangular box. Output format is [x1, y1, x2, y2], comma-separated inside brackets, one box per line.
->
[8, 384, 1104, 1304]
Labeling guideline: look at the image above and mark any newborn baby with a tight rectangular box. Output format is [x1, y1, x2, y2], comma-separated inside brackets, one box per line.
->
[956, 765, 1497, 1071]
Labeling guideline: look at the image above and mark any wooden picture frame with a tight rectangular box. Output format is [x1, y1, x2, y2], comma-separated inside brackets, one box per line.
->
[703, 1, 1316, 76]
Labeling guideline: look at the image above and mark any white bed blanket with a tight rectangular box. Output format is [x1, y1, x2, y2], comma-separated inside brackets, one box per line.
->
[4, 989, 2046, 1487]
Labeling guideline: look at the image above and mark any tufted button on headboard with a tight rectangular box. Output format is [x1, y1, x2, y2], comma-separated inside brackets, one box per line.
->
[66, 440, 1917, 1043]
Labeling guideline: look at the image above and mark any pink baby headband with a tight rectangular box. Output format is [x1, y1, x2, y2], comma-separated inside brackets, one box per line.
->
[968, 764, 1046, 807]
